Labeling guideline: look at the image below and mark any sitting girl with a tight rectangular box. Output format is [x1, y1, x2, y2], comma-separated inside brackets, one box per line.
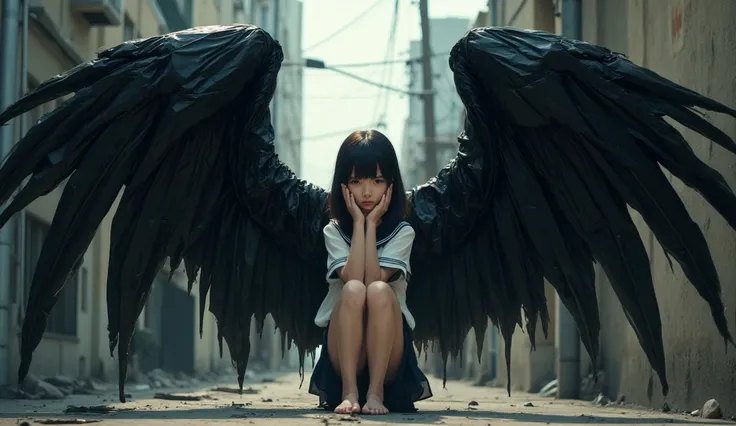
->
[308, 129, 433, 415]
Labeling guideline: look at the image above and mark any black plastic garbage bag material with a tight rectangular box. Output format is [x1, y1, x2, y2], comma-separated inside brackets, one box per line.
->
[0, 24, 734, 402]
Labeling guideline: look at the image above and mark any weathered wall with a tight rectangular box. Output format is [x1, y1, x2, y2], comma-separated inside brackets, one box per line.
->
[495, 282, 558, 393]
[591, 0, 736, 415]
[3, 0, 232, 384]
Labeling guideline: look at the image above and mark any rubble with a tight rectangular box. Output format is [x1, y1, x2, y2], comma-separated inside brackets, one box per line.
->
[580, 372, 606, 401]
[154, 392, 211, 401]
[212, 386, 259, 394]
[64, 405, 114, 414]
[22, 374, 66, 399]
[0, 367, 223, 401]
[147, 369, 176, 388]
[593, 393, 610, 406]
[700, 399, 722, 419]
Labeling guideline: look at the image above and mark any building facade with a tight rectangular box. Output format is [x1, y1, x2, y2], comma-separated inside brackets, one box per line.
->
[242, 0, 304, 372]
[464, 0, 736, 417]
[578, 0, 735, 416]
[0, 0, 260, 385]
[249, 0, 303, 175]
[400, 17, 469, 189]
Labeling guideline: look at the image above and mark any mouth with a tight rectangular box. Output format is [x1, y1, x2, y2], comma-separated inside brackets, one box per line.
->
[361, 202, 374, 208]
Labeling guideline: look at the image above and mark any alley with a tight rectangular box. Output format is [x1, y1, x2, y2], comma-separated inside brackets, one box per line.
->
[0, 372, 731, 426]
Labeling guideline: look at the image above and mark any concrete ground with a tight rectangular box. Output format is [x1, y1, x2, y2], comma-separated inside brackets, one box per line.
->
[0, 372, 732, 426]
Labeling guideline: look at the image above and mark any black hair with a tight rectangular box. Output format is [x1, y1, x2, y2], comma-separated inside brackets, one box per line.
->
[328, 129, 409, 228]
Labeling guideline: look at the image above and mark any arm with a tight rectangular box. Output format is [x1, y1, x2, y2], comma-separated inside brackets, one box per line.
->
[338, 217, 366, 282]
[364, 221, 397, 284]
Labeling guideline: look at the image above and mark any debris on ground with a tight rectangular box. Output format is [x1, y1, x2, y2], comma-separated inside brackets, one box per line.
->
[212, 386, 259, 394]
[0, 367, 230, 401]
[64, 405, 113, 414]
[580, 372, 606, 401]
[700, 399, 722, 419]
[230, 412, 274, 419]
[153, 392, 211, 401]
[35, 419, 103, 424]
[593, 393, 610, 406]
[537, 379, 557, 397]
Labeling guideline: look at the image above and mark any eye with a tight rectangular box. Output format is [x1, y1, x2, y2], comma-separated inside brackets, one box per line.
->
[348, 179, 359, 185]
[375, 178, 385, 184]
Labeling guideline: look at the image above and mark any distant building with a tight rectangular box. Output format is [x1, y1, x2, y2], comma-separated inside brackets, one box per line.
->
[0, 0, 250, 385]
[250, 0, 304, 176]
[400, 17, 469, 189]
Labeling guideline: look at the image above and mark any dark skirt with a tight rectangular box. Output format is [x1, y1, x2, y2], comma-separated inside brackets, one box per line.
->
[308, 315, 433, 413]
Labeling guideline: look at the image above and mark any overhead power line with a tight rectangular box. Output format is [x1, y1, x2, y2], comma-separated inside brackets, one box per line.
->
[302, 0, 388, 52]
[327, 66, 425, 96]
[294, 52, 452, 70]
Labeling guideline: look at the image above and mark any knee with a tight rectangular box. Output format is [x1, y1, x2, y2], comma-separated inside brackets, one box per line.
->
[366, 281, 394, 311]
[340, 280, 366, 310]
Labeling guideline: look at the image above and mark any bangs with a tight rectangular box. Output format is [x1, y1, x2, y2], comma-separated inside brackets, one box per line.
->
[328, 128, 408, 224]
[348, 143, 387, 180]
[336, 130, 398, 182]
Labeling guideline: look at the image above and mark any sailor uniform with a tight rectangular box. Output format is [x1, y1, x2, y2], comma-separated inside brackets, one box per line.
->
[308, 219, 433, 413]
[314, 219, 416, 329]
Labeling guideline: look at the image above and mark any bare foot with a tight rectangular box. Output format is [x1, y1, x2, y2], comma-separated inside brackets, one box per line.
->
[334, 393, 360, 414]
[362, 393, 389, 415]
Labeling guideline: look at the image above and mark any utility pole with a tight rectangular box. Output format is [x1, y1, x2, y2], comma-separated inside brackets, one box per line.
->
[556, 0, 582, 400]
[418, 0, 437, 182]
[0, 0, 21, 386]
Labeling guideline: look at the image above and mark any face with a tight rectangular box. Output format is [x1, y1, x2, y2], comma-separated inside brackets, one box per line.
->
[347, 165, 389, 213]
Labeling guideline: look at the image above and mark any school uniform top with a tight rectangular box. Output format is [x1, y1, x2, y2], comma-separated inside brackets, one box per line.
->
[314, 219, 417, 330]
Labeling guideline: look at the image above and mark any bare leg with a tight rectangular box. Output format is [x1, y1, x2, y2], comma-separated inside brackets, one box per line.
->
[362, 281, 404, 415]
[327, 280, 367, 414]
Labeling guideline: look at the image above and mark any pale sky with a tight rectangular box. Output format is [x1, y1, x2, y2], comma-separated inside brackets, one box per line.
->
[299, 0, 487, 188]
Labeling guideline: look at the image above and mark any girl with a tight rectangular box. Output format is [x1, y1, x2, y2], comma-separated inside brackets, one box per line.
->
[308, 130, 433, 415]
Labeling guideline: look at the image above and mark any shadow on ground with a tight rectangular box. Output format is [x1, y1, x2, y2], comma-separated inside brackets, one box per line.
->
[1, 406, 731, 424]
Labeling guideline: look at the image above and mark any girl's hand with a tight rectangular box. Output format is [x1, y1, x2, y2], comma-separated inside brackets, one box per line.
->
[342, 184, 364, 222]
[366, 184, 392, 225]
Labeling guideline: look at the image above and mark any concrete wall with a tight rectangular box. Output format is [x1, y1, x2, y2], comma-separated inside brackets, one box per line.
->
[586, 0, 736, 415]
[249, 0, 303, 175]
[481, 0, 559, 393]
[471, 1, 736, 406]
[3, 0, 169, 383]
[501, 0, 554, 33]
[2, 0, 240, 384]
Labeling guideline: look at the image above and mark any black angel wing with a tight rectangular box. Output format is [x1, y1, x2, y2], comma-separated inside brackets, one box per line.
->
[0, 25, 330, 401]
[405, 27, 736, 395]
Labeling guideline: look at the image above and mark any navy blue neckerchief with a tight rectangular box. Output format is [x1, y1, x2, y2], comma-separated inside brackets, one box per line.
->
[334, 218, 408, 249]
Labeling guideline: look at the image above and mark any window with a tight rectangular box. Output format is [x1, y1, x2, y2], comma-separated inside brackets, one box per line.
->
[26, 76, 41, 134]
[123, 15, 136, 41]
[23, 215, 78, 336]
[80, 267, 89, 313]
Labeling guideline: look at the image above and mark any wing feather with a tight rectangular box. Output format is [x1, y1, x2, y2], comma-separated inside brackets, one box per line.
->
[407, 27, 736, 395]
[0, 25, 328, 402]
